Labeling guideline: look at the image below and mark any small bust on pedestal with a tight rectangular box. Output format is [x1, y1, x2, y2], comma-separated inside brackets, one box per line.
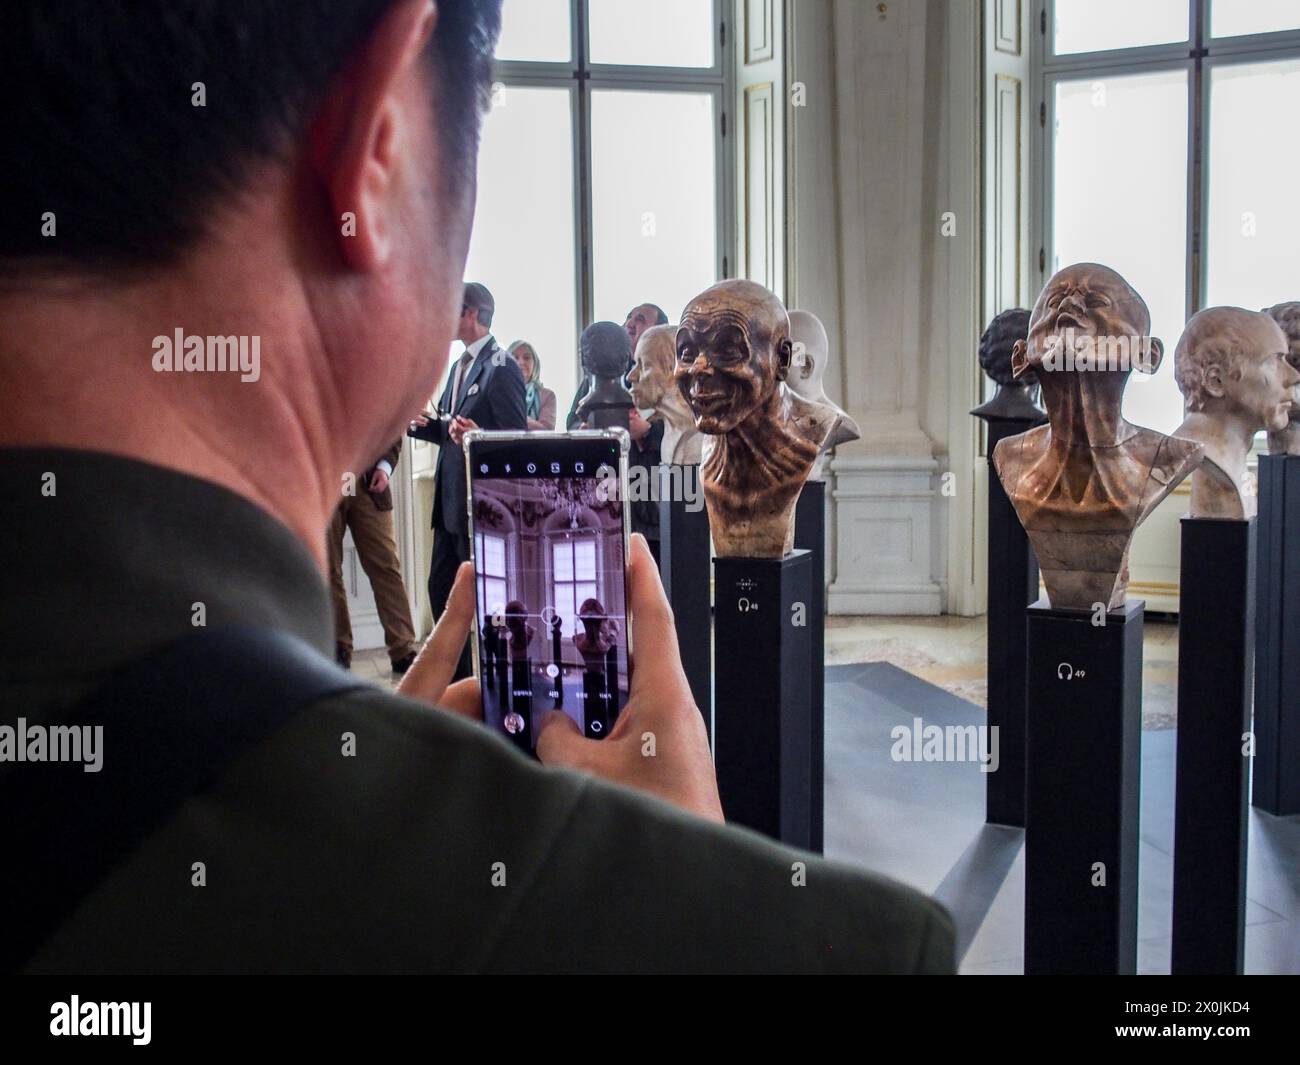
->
[503, 600, 534, 661]
[992, 262, 1203, 610]
[787, 309, 860, 481]
[576, 321, 634, 431]
[1263, 302, 1300, 456]
[971, 308, 1046, 425]
[628, 323, 703, 465]
[675, 279, 837, 558]
[1172, 307, 1300, 519]
[573, 598, 619, 673]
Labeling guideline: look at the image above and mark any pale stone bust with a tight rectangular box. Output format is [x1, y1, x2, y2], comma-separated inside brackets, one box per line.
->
[787, 309, 860, 481]
[1263, 301, 1300, 456]
[1173, 306, 1299, 519]
[674, 279, 836, 558]
[992, 263, 1203, 610]
[627, 323, 703, 465]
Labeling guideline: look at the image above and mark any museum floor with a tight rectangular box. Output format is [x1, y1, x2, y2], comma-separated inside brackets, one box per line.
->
[358, 614, 1299, 975]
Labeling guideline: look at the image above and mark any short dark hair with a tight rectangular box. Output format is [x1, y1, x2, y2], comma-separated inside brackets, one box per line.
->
[0, 0, 501, 276]
[464, 281, 495, 327]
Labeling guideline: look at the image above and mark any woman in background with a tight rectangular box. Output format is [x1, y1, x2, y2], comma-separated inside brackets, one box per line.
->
[509, 340, 556, 430]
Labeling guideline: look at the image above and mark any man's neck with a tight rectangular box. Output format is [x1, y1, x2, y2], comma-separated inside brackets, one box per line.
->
[0, 264, 358, 574]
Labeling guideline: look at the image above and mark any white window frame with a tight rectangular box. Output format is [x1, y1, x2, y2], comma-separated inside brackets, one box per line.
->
[492, 0, 735, 385]
[1031, 0, 1300, 324]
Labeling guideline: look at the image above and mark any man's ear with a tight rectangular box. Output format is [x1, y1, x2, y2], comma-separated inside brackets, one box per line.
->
[309, 0, 438, 271]
[776, 337, 793, 381]
[1141, 336, 1164, 375]
[1011, 339, 1030, 379]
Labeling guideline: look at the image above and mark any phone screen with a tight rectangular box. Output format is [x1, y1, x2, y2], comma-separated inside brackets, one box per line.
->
[466, 432, 632, 754]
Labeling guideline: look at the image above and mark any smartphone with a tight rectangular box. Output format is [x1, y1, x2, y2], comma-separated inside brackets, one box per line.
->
[464, 429, 633, 754]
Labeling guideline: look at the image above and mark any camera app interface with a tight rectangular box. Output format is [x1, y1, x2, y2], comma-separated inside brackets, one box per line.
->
[470, 438, 629, 753]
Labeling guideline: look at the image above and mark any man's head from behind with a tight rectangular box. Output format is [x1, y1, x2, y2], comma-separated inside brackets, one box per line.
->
[459, 282, 495, 345]
[1175, 307, 1298, 432]
[0, 0, 501, 537]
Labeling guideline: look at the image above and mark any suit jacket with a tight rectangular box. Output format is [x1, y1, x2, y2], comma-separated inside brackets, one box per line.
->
[409, 335, 527, 536]
[565, 375, 590, 431]
[360, 439, 402, 512]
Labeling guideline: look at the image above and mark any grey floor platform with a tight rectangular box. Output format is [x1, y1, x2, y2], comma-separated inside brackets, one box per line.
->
[823, 661, 1300, 975]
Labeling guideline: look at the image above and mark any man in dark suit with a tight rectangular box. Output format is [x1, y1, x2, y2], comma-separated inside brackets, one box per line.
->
[409, 282, 526, 678]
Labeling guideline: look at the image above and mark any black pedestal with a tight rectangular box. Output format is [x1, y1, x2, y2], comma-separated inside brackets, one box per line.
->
[713, 551, 813, 848]
[983, 417, 1041, 828]
[1254, 454, 1300, 815]
[794, 481, 826, 854]
[1172, 517, 1254, 975]
[658, 465, 712, 736]
[1024, 598, 1143, 975]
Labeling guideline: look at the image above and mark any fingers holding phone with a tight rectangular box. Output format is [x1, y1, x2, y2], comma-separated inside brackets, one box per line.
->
[537, 534, 723, 824]
[397, 562, 482, 720]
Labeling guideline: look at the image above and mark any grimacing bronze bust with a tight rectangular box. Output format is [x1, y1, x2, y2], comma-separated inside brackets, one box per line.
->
[992, 263, 1203, 610]
[674, 279, 834, 558]
[1263, 301, 1300, 455]
[1174, 307, 1299, 519]
[627, 323, 703, 465]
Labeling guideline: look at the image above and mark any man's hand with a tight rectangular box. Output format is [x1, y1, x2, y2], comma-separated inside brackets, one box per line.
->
[409, 412, 431, 431]
[368, 467, 390, 495]
[537, 534, 723, 823]
[449, 415, 478, 445]
[396, 563, 481, 719]
[627, 409, 652, 442]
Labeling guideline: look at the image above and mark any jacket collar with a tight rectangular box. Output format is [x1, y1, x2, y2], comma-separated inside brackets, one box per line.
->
[0, 447, 333, 680]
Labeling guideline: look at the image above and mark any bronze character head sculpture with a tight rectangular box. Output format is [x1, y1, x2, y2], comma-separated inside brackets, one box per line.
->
[675, 279, 834, 558]
[576, 321, 634, 431]
[992, 263, 1203, 610]
[971, 308, 1046, 424]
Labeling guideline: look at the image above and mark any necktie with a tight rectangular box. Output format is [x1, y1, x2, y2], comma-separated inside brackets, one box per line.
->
[450, 349, 474, 411]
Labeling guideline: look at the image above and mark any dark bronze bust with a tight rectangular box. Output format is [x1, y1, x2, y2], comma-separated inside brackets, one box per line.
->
[674, 279, 834, 558]
[576, 321, 634, 431]
[971, 308, 1046, 424]
[992, 263, 1203, 610]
